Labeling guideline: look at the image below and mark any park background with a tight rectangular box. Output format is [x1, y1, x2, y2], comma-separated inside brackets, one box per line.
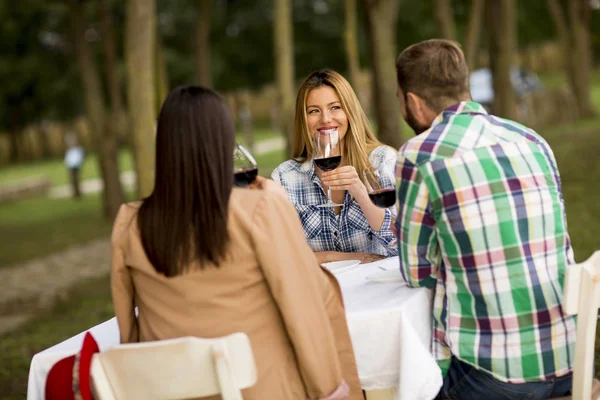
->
[0, 1, 599, 398]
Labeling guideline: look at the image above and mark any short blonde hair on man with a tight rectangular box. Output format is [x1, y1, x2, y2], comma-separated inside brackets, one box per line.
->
[292, 69, 383, 183]
[396, 39, 471, 113]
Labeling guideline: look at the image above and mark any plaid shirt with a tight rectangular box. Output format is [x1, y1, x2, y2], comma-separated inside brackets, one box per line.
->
[395, 102, 576, 383]
[272, 145, 397, 256]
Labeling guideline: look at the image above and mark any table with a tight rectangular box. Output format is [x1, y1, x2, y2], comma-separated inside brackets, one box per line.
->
[27, 257, 442, 400]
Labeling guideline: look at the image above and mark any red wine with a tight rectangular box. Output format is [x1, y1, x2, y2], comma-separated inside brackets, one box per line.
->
[314, 155, 341, 171]
[234, 167, 258, 187]
[368, 188, 396, 208]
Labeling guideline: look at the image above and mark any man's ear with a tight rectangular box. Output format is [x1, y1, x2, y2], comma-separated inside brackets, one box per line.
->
[406, 92, 427, 121]
[407, 92, 437, 124]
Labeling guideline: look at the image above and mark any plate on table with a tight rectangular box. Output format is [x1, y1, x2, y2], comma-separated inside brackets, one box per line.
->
[321, 260, 361, 275]
[366, 268, 406, 283]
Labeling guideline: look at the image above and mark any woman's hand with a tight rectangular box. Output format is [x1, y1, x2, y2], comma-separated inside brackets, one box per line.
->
[321, 166, 367, 199]
[355, 252, 387, 264]
[315, 251, 387, 265]
[249, 176, 288, 199]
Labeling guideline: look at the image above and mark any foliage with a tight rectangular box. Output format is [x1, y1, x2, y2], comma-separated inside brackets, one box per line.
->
[0, 1, 81, 133]
[1, 0, 599, 138]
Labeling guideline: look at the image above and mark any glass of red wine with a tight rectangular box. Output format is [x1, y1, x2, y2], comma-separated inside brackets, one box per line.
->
[313, 129, 343, 208]
[233, 143, 259, 187]
[364, 168, 398, 248]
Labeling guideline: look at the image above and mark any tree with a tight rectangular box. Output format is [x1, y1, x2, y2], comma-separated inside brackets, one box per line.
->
[69, 0, 124, 219]
[99, 0, 127, 139]
[156, 37, 169, 113]
[126, 0, 157, 198]
[434, 0, 456, 40]
[0, 1, 82, 162]
[486, 0, 517, 120]
[547, 0, 596, 118]
[196, 0, 212, 88]
[464, 0, 484, 71]
[362, 0, 403, 149]
[274, 0, 295, 157]
[344, 0, 361, 90]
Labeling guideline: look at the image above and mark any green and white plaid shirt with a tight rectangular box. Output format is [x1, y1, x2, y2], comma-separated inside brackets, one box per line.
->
[395, 101, 576, 383]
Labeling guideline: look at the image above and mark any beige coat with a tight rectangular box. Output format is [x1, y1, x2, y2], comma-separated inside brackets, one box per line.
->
[111, 188, 362, 399]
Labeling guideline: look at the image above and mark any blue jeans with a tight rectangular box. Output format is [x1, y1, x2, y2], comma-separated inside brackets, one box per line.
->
[436, 358, 572, 400]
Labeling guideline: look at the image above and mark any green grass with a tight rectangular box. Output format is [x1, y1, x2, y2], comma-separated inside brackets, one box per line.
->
[236, 127, 280, 147]
[0, 194, 113, 267]
[0, 149, 134, 187]
[0, 275, 114, 399]
[257, 148, 286, 177]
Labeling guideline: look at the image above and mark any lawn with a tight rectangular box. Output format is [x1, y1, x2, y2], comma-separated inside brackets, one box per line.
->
[0, 193, 114, 267]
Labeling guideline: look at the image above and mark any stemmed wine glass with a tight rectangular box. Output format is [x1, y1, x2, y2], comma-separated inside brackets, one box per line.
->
[313, 129, 343, 208]
[233, 143, 259, 187]
[364, 168, 398, 248]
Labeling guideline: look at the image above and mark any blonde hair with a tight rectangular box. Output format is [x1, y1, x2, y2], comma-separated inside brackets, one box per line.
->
[292, 69, 383, 182]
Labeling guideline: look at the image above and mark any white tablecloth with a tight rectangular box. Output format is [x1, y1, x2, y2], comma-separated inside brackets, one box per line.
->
[27, 257, 442, 400]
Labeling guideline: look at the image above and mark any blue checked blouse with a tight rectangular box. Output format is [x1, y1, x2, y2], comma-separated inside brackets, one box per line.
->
[271, 145, 398, 256]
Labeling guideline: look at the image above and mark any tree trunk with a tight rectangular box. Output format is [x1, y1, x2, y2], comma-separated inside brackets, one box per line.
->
[362, 0, 403, 149]
[486, 0, 517, 120]
[8, 110, 22, 163]
[568, 0, 596, 117]
[464, 0, 484, 71]
[195, 0, 212, 88]
[99, 0, 123, 115]
[70, 0, 124, 220]
[156, 36, 169, 114]
[126, 0, 157, 198]
[434, 0, 456, 40]
[238, 90, 254, 153]
[274, 0, 295, 157]
[98, 0, 127, 200]
[547, 0, 577, 109]
[344, 0, 361, 89]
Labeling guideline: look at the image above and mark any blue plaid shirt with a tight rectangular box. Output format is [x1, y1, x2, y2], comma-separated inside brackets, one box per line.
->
[272, 146, 398, 256]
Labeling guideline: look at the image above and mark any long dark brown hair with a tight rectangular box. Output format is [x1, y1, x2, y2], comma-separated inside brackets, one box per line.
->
[138, 86, 234, 277]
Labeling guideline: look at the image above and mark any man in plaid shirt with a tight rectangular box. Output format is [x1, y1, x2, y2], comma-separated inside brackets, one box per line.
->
[394, 39, 576, 399]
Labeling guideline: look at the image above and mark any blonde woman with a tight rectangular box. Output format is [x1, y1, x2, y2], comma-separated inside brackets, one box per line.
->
[272, 69, 397, 264]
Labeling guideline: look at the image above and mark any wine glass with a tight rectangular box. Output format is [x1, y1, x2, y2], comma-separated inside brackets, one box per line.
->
[313, 129, 343, 208]
[233, 143, 259, 187]
[364, 168, 398, 248]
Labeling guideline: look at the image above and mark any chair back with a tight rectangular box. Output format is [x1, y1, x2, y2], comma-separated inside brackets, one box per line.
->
[562, 251, 600, 400]
[90, 332, 257, 400]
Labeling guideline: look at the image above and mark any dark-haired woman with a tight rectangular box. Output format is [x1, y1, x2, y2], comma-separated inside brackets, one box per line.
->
[111, 86, 361, 399]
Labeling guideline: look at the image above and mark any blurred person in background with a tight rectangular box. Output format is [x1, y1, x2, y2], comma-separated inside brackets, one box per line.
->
[111, 85, 361, 399]
[64, 132, 84, 199]
[272, 69, 398, 265]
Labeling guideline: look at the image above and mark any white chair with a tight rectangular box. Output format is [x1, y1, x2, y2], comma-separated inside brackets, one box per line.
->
[90, 332, 257, 400]
[562, 251, 600, 400]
